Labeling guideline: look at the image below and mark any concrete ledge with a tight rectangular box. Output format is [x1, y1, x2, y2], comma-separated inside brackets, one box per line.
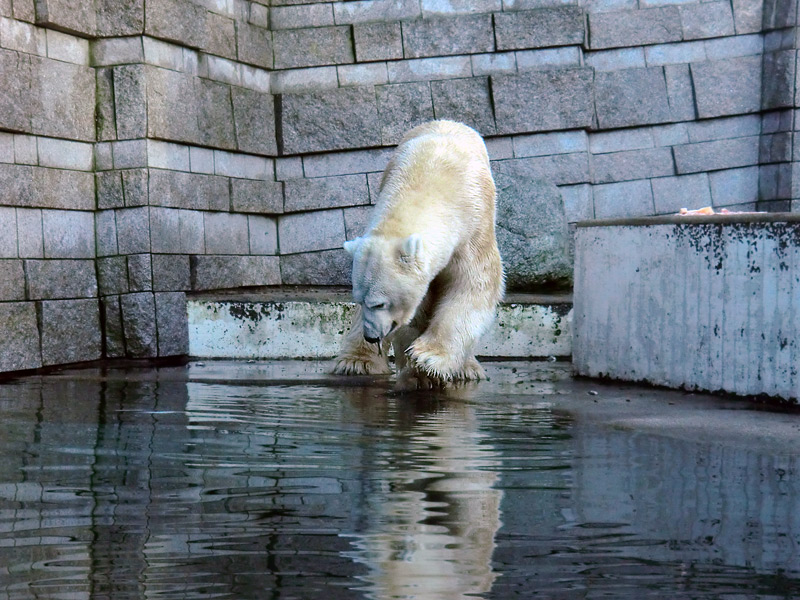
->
[187, 287, 572, 359]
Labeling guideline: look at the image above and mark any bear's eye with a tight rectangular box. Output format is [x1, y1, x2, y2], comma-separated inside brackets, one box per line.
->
[366, 301, 388, 310]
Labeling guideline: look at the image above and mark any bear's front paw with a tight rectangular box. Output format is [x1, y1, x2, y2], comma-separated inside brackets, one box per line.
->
[458, 356, 487, 381]
[406, 340, 460, 383]
[332, 354, 391, 376]
[395, 366, 439, 391]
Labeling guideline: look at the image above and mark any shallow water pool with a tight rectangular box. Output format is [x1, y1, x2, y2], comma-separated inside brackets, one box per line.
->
[1, 361, 799, 599]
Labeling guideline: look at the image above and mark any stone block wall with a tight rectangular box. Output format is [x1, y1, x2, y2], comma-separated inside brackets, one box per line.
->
[0, 0, 797, 372]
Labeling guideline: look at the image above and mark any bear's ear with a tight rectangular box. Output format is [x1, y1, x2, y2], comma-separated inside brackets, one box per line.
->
[400, 234, 423, 264]
[343, 237, 363, 255]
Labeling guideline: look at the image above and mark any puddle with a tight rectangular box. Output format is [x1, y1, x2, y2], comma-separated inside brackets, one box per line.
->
[1, 362, 799, 598]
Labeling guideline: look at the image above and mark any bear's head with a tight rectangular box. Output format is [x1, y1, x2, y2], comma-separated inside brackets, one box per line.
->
[344, 234, 428, 343]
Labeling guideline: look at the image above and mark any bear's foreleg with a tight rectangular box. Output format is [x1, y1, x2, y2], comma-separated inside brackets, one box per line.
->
[332, 305, 392, 376]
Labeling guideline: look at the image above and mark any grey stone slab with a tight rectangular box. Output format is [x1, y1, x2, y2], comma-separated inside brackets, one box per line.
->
[190, 255, 281, 290]
[387, 55, 472, 83]
[495, 174, 572, 289]
[16, 208, 43, 258]
[589, 7, 682, 50]
[30, 56, 95, 142]
[25, 259, 97, 299]
[592, 179, 655, 218]
[127, 253, 152, 292]
[95, 210, 118, 257]
[591, 147, 674, 184]
[203, 11, 237, 60]
[0, 259, 24, 300]
[354, 22, 403, 62]
[402, 14, 494, 59]
[120, 292, 157, 357]
[376, 81, 435, 146]
[96, 0, 145, 36]
[284, 174, 369, 213]
[687, 114, 760, 143]
[122, 169, 149, 207]
[431, 77, 496, 136]
[115, 206, 150, 255]
[760, 132, 792, 164]
[0, 164, 34, 209]
[271, 3, 334, 29]
[0, 206, 17, 257]
[39, 298, 101, 366]
[248, 216, 278, 255]
[651, 172, 711, 213]
[149, 169, 230, 211]
[595, 67, 672, 129]
[691, 56, 761, 119]
[491, 152, 590, 185]
[196, 78, 236, 150]
[343, 205, 373, 238]
[731, 0, 762, 33]
[492, 67, 594, 135]
[664, 63, 697, 122]
[97, 256, 129, 296]
[148, 207, 181, 254]
[673, 136, 760, 174]
[96, 68, 117, 142]
[0, 49, 32, 133]
[495, 7, 584, 51]
[152, 254, 191, 291]
[34, 0, 96, 35]
[680, 1, 734, 40]
[204, 212, 250, 255]
[143, 0, 205, 50]
[100, 295, 124, 358]
[280, 86, 381, 154]
[280, 249, 352, 286]
[236, 22, 273, 69]
[231, 179, 284, 214]
[145, 66, 199, 144]
[273, 26, 353, 69]
[278, 209, 346, 255]
[0, 302, 42, 371]
[115, 64, 147, 140]
[12, 0, 34, 21]
[155, 292, 188, 356]
[332, 0, 421, 24]
[42, 210, 95, 259]
[560, 184, 594, 223]
[763, 0, 798, 29]
[32, 167, 95, 211]
[232, 86, 278, 156]
[97, 172, 125, 211]
[762, 50, 795, 110]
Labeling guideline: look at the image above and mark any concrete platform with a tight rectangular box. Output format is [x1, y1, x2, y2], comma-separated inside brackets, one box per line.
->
[187, 287, 572, 360]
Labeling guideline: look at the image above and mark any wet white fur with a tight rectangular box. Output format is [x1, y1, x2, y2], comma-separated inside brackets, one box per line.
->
[332, 120, 504, 388]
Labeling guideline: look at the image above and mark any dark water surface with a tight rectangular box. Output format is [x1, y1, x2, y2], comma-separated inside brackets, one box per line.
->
[1, 361, 799, 599]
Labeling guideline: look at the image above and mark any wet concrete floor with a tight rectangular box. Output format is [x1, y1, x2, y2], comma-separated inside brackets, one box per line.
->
[1, 360, 799, 598]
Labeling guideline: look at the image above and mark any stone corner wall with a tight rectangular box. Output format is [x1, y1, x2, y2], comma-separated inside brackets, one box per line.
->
[0, 0, 797, 373]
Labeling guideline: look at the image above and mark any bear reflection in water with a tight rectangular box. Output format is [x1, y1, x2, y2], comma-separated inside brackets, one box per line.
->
[340, 386, 503, 600]
[334, 120, 504, 390]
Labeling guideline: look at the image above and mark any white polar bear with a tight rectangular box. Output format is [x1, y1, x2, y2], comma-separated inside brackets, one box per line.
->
[333, 120, 504, 389]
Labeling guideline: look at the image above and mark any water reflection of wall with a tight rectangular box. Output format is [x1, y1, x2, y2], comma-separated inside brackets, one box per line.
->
[340, 389, 504, 600]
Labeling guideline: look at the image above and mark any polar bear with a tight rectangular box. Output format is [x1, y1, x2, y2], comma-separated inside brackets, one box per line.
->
[333, 120, 504, 389]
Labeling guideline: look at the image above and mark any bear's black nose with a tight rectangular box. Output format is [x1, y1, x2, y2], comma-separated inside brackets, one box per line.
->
[364, 335, 380, 344]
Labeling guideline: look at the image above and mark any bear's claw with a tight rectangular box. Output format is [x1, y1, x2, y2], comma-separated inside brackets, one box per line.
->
[332, 355, 391, 376]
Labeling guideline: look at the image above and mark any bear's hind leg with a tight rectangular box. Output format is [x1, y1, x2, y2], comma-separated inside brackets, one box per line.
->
[332, 306, 391, 376]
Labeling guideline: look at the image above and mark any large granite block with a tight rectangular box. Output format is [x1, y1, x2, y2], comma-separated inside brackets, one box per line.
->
[680, 1, 734, 40]
[196, 78, 236, 150]
[123, 169, 149, 207]
[149, 207, 206, 254]
[204, 212, 250, 255]
[495, 8, 585, 51]
[42, 210, 95, 259]
[589, 7, 682, 49]
[145, 66, 199, 144]
[664, 63, 697, 122]
[280, 86, 381, 154]
[39, 298, 102, 366]
[0, 302, 42, 371]
[761, 50, 795, 110]
[673, 136, 760, 174]
[30, 56, 95, 141]
[651, 173, 711, 213]
[0, 49, 32, 133]
[96, 0, 144, 37]
[402, 14, 494, 58]
[595, 67, 672, 129]
[16, 208, 44, 258]
[115, 206, 150, 255]
[115, 64, 147, 139]
[100, 295, 124, 358]
[231, 179, 283, 214]
[120, 292, 157, 357]
[280, 249, 352, 286]
[691, 56, 761, 119]
[0, 206, 16, 257]
[284, 174, 369, 213]
[278, 209, 346, 254]
[127, 253, 152, 292]
[492, 68, 594, 135]
[232, 86, 278, 156]
[34, 0, 96, 36]
[149, 169, 230, 211]
[354, 22, 403, 62]
[431, 77, 496, 136]
[145, 0, 235, 58]
[236, 22, 273, 69]
[0, 259, 25, 301]
[25, 259, 97, 299]
[273, 26, 353, 69]
[492, 153, 590, 185]
[96, 171, 125, 210]
[248, 216, 278, 255]
[97, 255, 129, 296]
[593, 179, 655, 218]
[376, 81, 434, 146]
[591, 147, 674, 184]
[155, 291, 188, 356]
[190, 255, 281, 290]
[152, 254, 190, 291]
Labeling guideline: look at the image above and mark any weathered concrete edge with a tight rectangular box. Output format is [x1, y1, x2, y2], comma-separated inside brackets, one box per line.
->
[576, 212, 800, 228]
